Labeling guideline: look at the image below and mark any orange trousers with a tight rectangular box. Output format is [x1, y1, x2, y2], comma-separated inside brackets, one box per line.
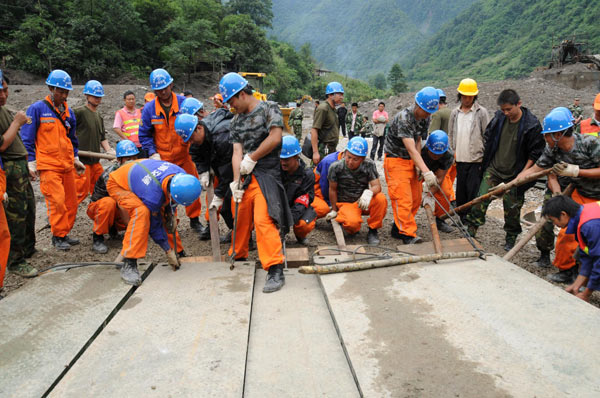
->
[433, 172, 455, 218]
[39, 169, 78, 237]
[108, 187, 182, 259]
[336, 193, 387, 234]
[76, 163, 104, 204]
[384, 156, 422, 237]
[312, 195, 331, 219]
[228, 176, 284, 269]
[553, 189, 597, 270]
[86, 197, 127, 235]
[176, 156, 201, 219]
[294, 219, 316, 239]
[0, 170, 9, 288]
[447, 163, 457, 202]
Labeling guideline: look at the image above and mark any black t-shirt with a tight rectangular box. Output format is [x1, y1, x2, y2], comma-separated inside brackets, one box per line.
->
[421, 146, 454, 172]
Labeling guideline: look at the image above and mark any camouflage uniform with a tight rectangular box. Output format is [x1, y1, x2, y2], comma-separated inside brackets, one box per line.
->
[328, 157, 379, 203]
[345, 111, 363, 138]
[384, 105, 429, 159]
[289, 107, 304, 141]
[360, 120, 374, 138]
[568, 104, 584, 120]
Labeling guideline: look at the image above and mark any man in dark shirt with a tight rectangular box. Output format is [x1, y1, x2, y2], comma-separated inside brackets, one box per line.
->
[337, 102, 348, 138]
[311, 82, 344, 165]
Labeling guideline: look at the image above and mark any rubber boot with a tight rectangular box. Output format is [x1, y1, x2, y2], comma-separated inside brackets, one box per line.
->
[263, 264, 285, 293]
[549, 265, 578, 284]
[92, 233, 108, 254]
[121, 258, 142, 286]
[295, 234, 309, 245]
[436, 217, 454, 233]
[8, 262, 38, 278]
[367, 228, 380, 245]
[64, 235, 80, 245]
[190, 217, 208, 237]
[52, 236, 71, 251]
[199, 222, 211, 241]
[535, 251, 551, 268]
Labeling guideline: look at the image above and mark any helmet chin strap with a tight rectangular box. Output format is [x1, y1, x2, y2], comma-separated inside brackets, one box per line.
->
[551, 130, 566, 154]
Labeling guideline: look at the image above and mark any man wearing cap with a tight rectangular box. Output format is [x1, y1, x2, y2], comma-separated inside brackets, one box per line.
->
[326, 136, 386, 245]
[210, 93, 225, 111]
[144, 92, 155, 104]
[0, 72, 38, 277]
[289, 103, 304, 141]
[74, 80, 115, 204]
[345, 102, 363, 140]
[219, 72, 292, 293]
[138, 68, 205, 236]
[465, 89, 544, 251]
[371, 102, 388, 161]
[113, 91, 145, 157]
[447, 78, 490, 217]
[569, 97, 584, 125]
[87, 140, 139, 254]
[280, 136, 316, 245]
[518, 108, 600, 284]
[578, 93, 600, 137]
[311, 82, 344, 165]
[22, 69, 86, 251]
[384, 86, 440, 244]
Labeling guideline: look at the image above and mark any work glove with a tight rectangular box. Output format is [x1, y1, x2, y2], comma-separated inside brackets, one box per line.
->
[552, 191, 563, 197]
[357, 189, 373, 210]
[106, 147, 116, 157]
[150, 152, 161, 160]
[166, 249, 180, 271]
[74, 156, 86, 176]
[552, 162, 579, 177]
[422, 192, 436, 209]
[28, 160, 38, 179]
[230, 180, 245, 203]
[325, 209, 338, 221]
[199, 171, 211, 189]
[209, 195, 223, 210]
[240, 153, 257, 175]
[423, 171, 437, 188]
[488, 182, 506, 200]
[2, 192, 7, 202]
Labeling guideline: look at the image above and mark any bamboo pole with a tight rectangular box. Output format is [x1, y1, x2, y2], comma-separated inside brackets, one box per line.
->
[503, 183, 575, 261]
[440, 169, 552, 220]
[299, 251, 481, 274]
[424, 202, 442, 254]
[78, 150, 116, 160]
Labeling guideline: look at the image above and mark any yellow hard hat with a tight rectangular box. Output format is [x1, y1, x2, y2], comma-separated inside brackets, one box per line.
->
[457, 78, 479, 96]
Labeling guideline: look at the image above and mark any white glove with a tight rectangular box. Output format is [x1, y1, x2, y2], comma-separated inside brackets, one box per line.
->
[423, 171, 437, 188]
[325, 210, 338, 221]
[209, 195, 224, 210]
[166, 249, 180, 270]
[552, 162, 579, 177]
[2, 192, 7, 202]
[230, 181, 245, 203]
[357, 189, 373, 210]
[150, 152, 161, 160]
[106, 147, 116, 156]
[28, 160, 37, 175]
[74, 156, 86, 175]
[422, 193, 435, 209]
[199, 171, 211, 189]
[240, 153, 257, 175]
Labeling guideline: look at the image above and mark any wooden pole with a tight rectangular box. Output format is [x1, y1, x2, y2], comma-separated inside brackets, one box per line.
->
[78, 150, 116, 160]
[205, 183, 222, 262]
[331, 220, 347, 250]
[424, 203, 442, 254]
[440, 169, 552, 220]
[503, 183, 575, 261]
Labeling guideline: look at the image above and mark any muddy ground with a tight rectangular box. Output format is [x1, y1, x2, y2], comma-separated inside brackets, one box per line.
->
[2, 69, 599, 308]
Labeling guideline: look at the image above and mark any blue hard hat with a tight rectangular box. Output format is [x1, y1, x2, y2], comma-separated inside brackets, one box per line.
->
[415, 86, 440, 114]
[346, 136, 368, 157]
[115, 140, 139, 158]
[0, 70, 3, 85]
[46, 69, 73, 91]
[83, 80, 105, 97]
[170, 173, 202, 206]
[180, 98, 204, 115]
[174, 114, 199, 143]
[542, 108, 574, 134]
[280, 135, 302, 158]
[219, 73, 248, 103]
[149, 68, 173, 90]
[325, 81, 344, 95]
[426, 130, 449, 155]
[436, 88, 446, 98]
[552, 106, 574, 122]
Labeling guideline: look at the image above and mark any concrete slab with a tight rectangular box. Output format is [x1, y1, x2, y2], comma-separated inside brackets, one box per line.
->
[244, 270, 359, 397]
[320, 255, 600, 397]
[0, 263, 149, 398]
[396, 237, 482, 256]
[50, 261, 255, 397]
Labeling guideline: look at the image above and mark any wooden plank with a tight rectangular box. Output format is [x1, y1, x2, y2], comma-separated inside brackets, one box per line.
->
[424, 203, 442, 254]
[330, 220, 346, 249]
[397, 238, 481, 256]
[50, 261, 255, 397]
[205, 183, 222, 262]
[284, 247, 309, 268]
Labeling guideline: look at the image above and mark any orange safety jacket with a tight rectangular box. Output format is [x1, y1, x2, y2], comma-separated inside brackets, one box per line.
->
[580, 118, 600, 137]
[577, 201, 600, 254]
[117, 107, 141, 145]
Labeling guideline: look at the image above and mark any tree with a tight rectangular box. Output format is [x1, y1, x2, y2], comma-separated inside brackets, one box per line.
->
[388, 63, 408, 93]
[226, 0, 273, 28]
[368, 73, 387, 90]
[221, 14, 273, 72]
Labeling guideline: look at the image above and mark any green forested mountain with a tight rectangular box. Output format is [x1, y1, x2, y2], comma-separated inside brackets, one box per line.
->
[406, 0, 600, 87]
[271, 0, 478, 79]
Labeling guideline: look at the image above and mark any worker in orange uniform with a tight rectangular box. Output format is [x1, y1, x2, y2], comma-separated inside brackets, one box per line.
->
[210, 93, 226, 111]
[518, 108, 600, 284]
[420, 130, 455, 232]
[326, 136, 387, 245]
[578, 93, 600, 136]
[220, 72, 292, 293]
[87, 140, 139, 254]
[312, 150, 343, 219]
[75, 80, 115, 204]
[0, 156, 10, 297]
[280, 136, 316, 245]
[383, 86, 440, 244]
[21, 69, 86, 251]
[107, 158, 201, 285]
[138, 68, 205, 236]
[144, 92, 155, 104]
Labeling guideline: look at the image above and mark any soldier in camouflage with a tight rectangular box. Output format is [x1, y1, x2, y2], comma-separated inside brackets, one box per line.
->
[288, 103, 304, 141]
[0, 73, 38, 277]
[568, 97, 584, 125]
[345, 102, 363, 139]
[360, 116, 373, 138]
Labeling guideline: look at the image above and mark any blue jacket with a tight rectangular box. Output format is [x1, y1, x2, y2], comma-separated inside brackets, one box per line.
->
[128, 159, 185, 251]
[315, 151, 340, 205]
[566, 207, 600, 291]
[138, 94, 186, 158]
